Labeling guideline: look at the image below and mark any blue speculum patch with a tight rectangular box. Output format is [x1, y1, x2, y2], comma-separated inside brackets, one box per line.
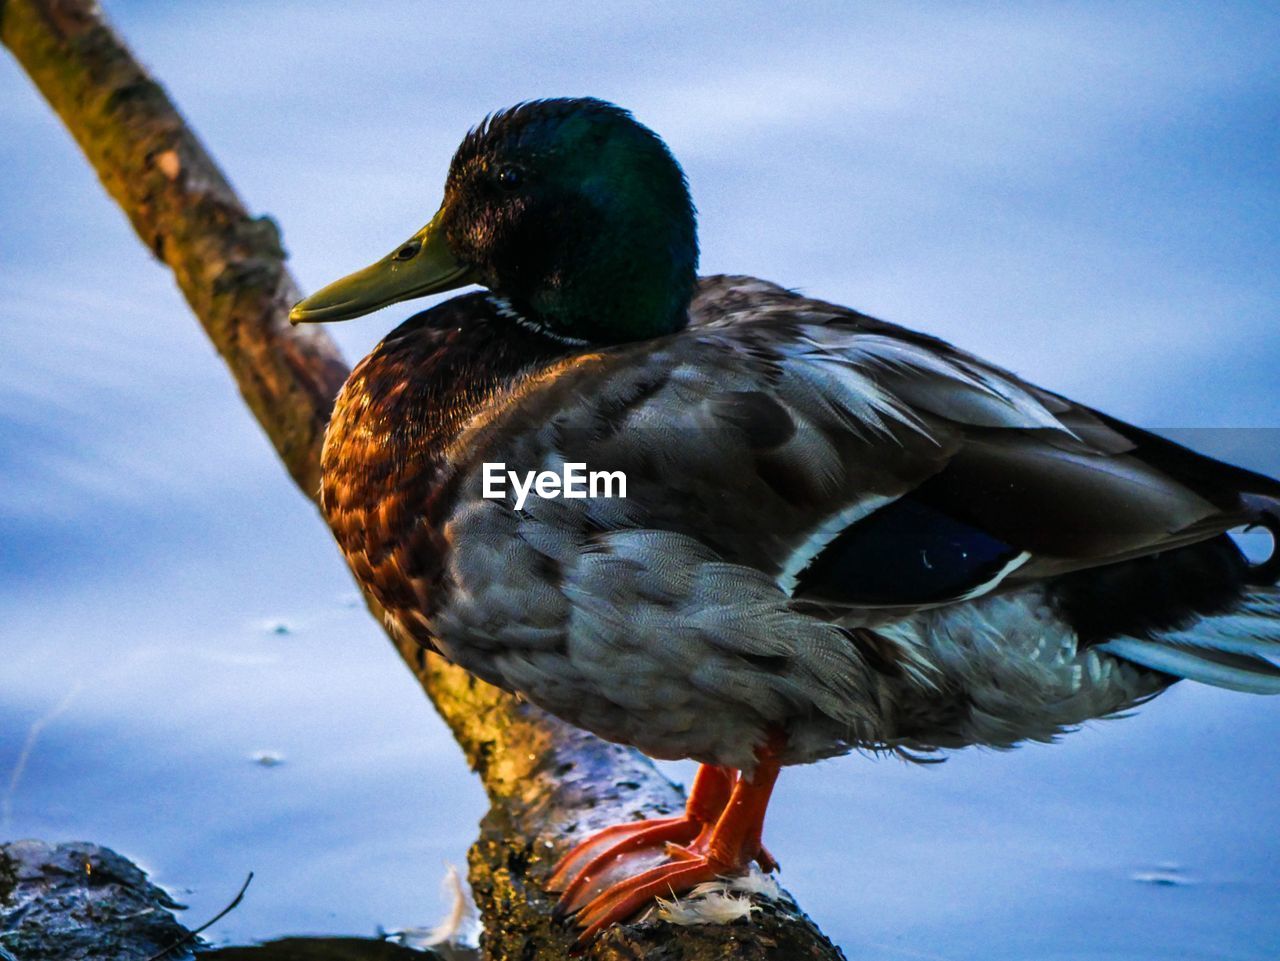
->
[795, 496, 1019, 605]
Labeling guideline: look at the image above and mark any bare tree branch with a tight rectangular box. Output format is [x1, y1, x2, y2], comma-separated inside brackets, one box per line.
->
[1, 2, 845, 957]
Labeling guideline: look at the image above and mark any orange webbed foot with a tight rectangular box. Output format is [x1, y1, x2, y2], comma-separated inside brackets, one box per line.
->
[572, 851, 740, 947]
[548, 764, 734, 918]
[552, 738, 785, 946]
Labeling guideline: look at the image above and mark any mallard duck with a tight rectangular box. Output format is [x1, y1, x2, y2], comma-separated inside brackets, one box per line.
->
[291, 98, 1280, 943]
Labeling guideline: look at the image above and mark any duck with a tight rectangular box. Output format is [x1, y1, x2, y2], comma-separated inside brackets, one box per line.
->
[290, 97, 1280, 944]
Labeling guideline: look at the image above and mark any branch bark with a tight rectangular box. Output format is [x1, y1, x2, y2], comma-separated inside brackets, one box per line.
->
[1, 2, 845, 958]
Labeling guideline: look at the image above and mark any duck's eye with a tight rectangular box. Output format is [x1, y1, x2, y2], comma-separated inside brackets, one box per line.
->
[496, 166, 523, 190]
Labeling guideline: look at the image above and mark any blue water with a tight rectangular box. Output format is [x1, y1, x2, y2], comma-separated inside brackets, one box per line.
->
[2, 3, 1278, 957]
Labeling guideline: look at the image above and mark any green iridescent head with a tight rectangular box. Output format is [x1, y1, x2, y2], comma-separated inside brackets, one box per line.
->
[291, 98, 699, 344]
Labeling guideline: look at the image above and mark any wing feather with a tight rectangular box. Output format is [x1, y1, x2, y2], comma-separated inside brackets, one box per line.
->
[461, 275, 1277, 616]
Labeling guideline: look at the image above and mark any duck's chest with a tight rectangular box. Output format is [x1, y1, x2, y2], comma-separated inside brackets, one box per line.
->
[318, 303, 570, 638]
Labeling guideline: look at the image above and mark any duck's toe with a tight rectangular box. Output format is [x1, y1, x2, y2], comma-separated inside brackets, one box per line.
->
[571, 852, 740, 948]
[550, 814, 709, 918]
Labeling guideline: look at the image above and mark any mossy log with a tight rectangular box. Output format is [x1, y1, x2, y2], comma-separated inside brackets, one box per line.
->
[1, 2, 845, 958]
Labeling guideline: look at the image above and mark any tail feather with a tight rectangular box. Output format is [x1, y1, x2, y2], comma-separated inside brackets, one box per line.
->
[1099, 589, 1280, 694]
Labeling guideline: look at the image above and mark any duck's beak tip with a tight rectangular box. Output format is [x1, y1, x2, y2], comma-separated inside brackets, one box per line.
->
[286, 206, 474, 326]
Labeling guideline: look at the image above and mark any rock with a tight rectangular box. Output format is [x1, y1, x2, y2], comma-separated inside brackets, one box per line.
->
[0, 839, 194, 960]
[0, 840, 454, 961]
